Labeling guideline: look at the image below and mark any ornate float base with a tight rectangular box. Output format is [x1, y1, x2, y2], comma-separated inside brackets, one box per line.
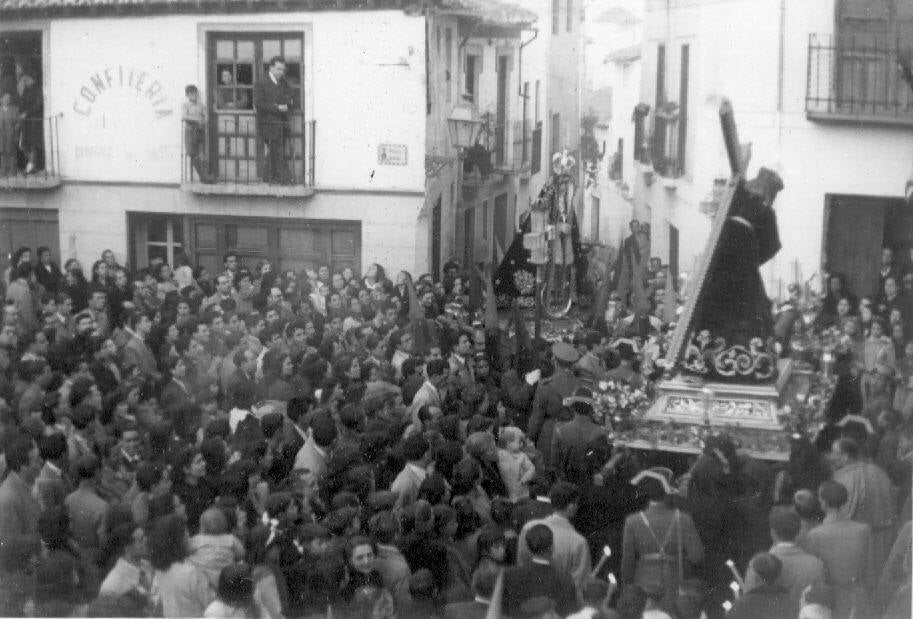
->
[631, 360, 795, 461]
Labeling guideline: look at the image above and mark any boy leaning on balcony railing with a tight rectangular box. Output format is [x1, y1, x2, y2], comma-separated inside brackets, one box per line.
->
[182, 85, 214, 184]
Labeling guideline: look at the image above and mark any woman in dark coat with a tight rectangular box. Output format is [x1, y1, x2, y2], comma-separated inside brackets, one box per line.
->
[61, 259, 89, 313]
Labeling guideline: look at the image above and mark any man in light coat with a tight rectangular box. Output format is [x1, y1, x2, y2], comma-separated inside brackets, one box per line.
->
[830, 437, 897, 566]
[806, 480, 874, 619]
[745, 506, 825, 608]
[390, 433, 429, 510]
[0, 435, 41, 547]
[121, 312, 159, 380]
[293, 411, 336, 481]
[517, 481, 592, 594]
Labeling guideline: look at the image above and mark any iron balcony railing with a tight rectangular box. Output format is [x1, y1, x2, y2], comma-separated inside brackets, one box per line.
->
[181, 117, 315, 188]
[806, 33, 913, 125]
[0, 114, 62, 187]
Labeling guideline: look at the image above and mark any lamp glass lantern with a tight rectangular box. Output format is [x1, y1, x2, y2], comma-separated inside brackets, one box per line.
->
[447, 101, 483, 156]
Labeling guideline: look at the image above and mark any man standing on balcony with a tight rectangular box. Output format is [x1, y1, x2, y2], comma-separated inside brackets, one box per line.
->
[254, 56, 294, 185]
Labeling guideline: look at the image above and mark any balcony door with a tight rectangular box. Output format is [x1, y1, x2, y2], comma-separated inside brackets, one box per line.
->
[833, 0, 913, 114]
[208, 33, 304, 183]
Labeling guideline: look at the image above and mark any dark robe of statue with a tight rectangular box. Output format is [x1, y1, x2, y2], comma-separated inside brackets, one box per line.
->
[684, 169, 783, 382]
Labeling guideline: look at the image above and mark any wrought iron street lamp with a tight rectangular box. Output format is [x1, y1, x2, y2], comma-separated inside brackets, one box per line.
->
[447, 101, 483, 158]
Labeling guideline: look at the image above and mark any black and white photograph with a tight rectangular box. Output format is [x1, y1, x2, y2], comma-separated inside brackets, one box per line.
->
[0, 0, 910, 617]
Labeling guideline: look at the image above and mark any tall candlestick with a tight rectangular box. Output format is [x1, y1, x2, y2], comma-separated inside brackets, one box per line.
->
[701, 387, 714, 426]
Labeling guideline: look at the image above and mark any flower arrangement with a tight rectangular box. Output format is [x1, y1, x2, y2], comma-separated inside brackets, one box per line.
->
[593, 380, 653, 430]
[777, 370, 835, 437]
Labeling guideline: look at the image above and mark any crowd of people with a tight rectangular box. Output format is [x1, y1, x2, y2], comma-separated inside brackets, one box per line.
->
[0, 242, 909, 619]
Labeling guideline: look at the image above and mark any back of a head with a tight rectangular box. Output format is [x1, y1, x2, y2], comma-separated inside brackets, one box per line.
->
[817, 480, 849, 510]
[369, 510, 399, 545]
[548, 481, 579, 510]
[402, 432, 430, 462]
[581, 577, 609, 606]
[834, 437, 859, 461]
[38, 432, 67, 462]
[472, 562, 499, 599]
[217, 563, 255, 607]
[409, 568, 437, 600]
[525, 523, 554, 556]
[310, 411, 337, 448]
[769, 506, 801, 542]
[260, 412, 285, 440]
[750, 552, 783, 586]
[793, 489, 821, 520]
[72, 454, 101, 482]
[200, 507, 229, 535]
[286, 395, 312, 426]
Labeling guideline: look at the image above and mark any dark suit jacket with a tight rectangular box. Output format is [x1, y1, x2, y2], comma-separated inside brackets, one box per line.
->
[253, 75, 295, 139]
[36, 263, 61, 294]
[550, 414, 604, 476]
[122, 335, 158, 378]
[90, 361, 120, 395]
[160, 378, 193, 412]
[503, 561, 577, 616]
[527, 369, 580, 462]
[0, 472, 41, 545]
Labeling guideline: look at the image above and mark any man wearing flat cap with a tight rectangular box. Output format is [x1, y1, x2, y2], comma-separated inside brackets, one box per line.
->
[527, 342, 582, 462]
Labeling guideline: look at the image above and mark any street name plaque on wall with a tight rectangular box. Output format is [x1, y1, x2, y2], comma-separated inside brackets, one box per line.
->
[378, 144, 408, 165]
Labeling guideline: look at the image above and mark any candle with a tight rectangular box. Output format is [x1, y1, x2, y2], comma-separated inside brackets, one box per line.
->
[701, 387, 714, 425]
[822, 351, 833, 377]
[726, 559, 746, 590]
[591, 545, 613, 576]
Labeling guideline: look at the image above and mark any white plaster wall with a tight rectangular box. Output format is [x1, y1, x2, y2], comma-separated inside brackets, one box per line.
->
[637, 0, 913, 294]
[514, 0, 553, 212]
[21, 185, 422, 274]
[48, 10, 427, 191]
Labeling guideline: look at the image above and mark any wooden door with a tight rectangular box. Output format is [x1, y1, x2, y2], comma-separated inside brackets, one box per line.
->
[825, 196, 886, 298]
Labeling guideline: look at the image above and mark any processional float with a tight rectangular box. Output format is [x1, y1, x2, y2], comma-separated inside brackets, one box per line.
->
[642, 100, 793, 459]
